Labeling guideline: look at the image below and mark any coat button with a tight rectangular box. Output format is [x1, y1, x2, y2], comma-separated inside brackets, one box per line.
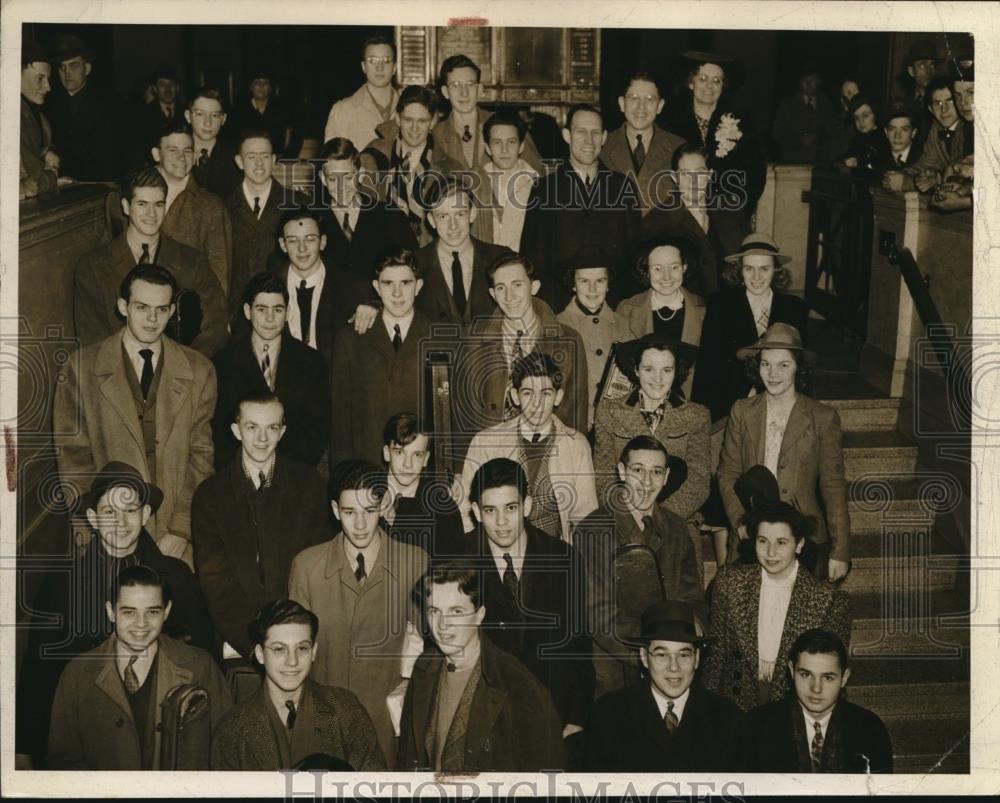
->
[596, 348, 603, 356]
[592, 317, 600, 324]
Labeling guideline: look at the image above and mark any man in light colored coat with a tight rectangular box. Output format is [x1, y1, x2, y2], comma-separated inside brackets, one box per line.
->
[323, 33, 399, 150]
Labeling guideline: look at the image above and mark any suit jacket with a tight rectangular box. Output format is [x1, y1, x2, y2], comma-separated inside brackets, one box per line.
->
[140, 100, 186, 150]
[329, 309, 434, 466]
[47, 634, 231, 770]
[210, 679, 386, 770]
[191, 456, 331, 658]
[288, 533, 428, 765]
[162, 174, 233, 296]
[585, 680, 745, 772]
[601, 124, 686, 215]
[692, 287, 809, 422]
[212, 329, 331, 468]
[701, 563, 852, 711]
[74, 232, 228, 357]
[20, 96, 57, 195]
[397, 637, 566, 771]
[592, 395, 711, 520]
[744, 695, 893, 773]
[319, 201, 418, 282]
[191, 138, 242, 198]
[53, 331, 216, 542]
[414, 237, 509, 328]
[388, 474, 467, 563]
[460, 524, 594, 728]
[431, 107, 546, 173]
[718, 393, 850, 561]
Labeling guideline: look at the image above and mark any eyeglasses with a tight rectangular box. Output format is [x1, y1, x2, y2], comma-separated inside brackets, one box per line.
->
[447, 80, 477, 91]
[263, 643, 313, 659]
[282, 234, 320, 246]
[647, 648, 696, 666]
[365, 56, 394, 66]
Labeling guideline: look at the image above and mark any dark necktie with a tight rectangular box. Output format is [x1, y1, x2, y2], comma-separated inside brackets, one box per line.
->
[811, 720, 823, 770]
[663, 700, 678, 733]
[896, 154, 905, 166]
[285, 700, 297, 730]
[342, 212, 353, 241]
[940, 128, 954, 146]
[297, 280, 314, 346]
[198, 148, 208, 167]
[531, 431, 541, 443]
[392, 323, 402, 353]
[260, 343, 272, 388]
[252, 196, 261, 217]
[633, 133, 646, 171]
[123, 655, 140, 694]
[642, 514, 654, 537]
[462, 124, 473, 143]
[450, 251, 467, 315]
[584, 173, 593, 190]
[502, 552, 518, 599]
[258, 470, 267, 491]
[355, 553, 366, 584]
[138, 349, 154, 399]
[138, 243, 150, 264]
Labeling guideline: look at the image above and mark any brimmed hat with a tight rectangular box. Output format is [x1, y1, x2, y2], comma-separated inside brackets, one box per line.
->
[724, 232, 792, 265]
[50, 33, 93, 64]
[905, 39, 940, 66]
[735, 322, 815, 360]
[557, 245, 622, 289]
[150, 63, 180, 83]
[677, 50, 745, 86]
[76, 462, 163, 516]
[631, 600, 714, 647]
[614, 333, 698, 382]
[734, 465, 780, 513]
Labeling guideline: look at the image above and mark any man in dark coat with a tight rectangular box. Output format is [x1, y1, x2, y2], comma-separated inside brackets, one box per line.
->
[20, 40, 58, 198]
[226, 71, 294, 158]
[520, 104, 642, 308]
[212, 272, 330, 469]
[585, 599, 745, 772]
[15, 463, 215, 768]
[139, 64, 185, 150]
[397, 564, 566, 771]
[186, 88, 242, 198]
[192, 393, 330, 661]
[744, 628, 893, 773]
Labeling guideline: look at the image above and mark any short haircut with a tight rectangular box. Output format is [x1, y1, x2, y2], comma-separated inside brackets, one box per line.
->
[373, 246, 421, 280]
[320, 136, 362, 168]
[157, 119, 194, 147]
[118, 263, 179, 303]
[237, 127, 274, 152]
[421, 562, 482, 609]
[423, 175, 474, 209]
[621, 70, 662, 99]
[332, 459, 389, 503]
[670, 141, 709, 171]
[483, 112, 527, 144]
[188, 87, 227, 113]
[121, 166, 168, 203]
[249, 598, 319, 648]
[511, 351, 564, 391]
[382, 411, 432, 448]
[744, 500, 817, 544]
[565, 103, 603, 130]
[634, 236, 699, 295]
[883, 106, 916, 129]
[361, 32, 396, 62]
[439, 53, 481, 85]
[618, 434, 669, 467]
[234, 391, 285, 424]
[396, 84, 436, 117]
[278, 207, 321, 236]
[242, 271, 289, 307]
[487, 252, 535, 287]
[924, 76, 954, 108]
[109, 563, 171, 608]
[788, 627, 849, 672]
[745, 349, 812, 394]
[469, 457, 528, 506]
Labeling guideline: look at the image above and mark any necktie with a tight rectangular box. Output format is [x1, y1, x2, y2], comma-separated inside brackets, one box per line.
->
[138, 349, 154, 399]
[198, 148, 208, 167]
[252, 196, 261, 217]
[123, 655, 140, 694]
[502, 552, 518, 599]
[296, 280, 314, 346]
[940, 129, 954, 146]
[531, 431, 541, 443]
[462, 124, 473, 143]
[392, 323, 402, 353]
[450, 251, 467, 315]
[399, 150, 411, 174]
[663, 701, 678, 733]
[285, 700, 297, 729]
[811, 720, 823, 770]
[258, 470, 267, 491]
[138, 243, 150, 264]
[633, 133, 646, 171]
[355, 553, 366, 584]
[640, 405, 664, 434]
[515, 329, 524, 359]
[584, 174, 593, 191]
[342, 211, 353, 241]
[896, 154, 905, 166]
[261, 343, 272, 388]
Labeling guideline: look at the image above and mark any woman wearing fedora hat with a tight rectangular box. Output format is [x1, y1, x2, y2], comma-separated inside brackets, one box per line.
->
[717, 322, 851, 582]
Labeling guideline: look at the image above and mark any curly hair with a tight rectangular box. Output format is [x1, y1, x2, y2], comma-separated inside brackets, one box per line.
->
[743, 349, 812, 395]
[721, 254, 792, 293]
[633, 236, 701, 296]
[628, 342, 693, 408]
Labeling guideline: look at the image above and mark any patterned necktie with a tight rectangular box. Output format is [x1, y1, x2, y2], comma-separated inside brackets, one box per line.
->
[285, 700, 297, 729]
[450, 251, 467, 315]
[640, 404, 664, 434]
[123, 655, 140, 694]
[139, 243, 150, 264]
[663, 700, 678, 733]
[502, 552, 519, 600]
[633, 133, 646, 171]
[138, 349, 154, 399]
[811, 720, 823, 770]
[342, 211, 353, 241]
[462, 124, 473, 143]
[261, 343, 272, 388]
[253, 196, 261, 217]
[297, 280, 314, 347]
[502, 331, 526, 421]
[198, 148, 209, 167]
[355, 553, 366, 584]
[258, 470, 267, 492]
[392, 323, 402, 353]
[755, 305, 770, 335]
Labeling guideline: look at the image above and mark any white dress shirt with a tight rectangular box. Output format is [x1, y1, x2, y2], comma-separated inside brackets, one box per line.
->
[487, 530, 527, 579]
[764, 395, 796, 479]
[125, 227, 160, 265]
[122, 328, 162, 382]
[801, 704, 835, 745]
[436, 240, 474, 299]
[382, 310, 414, 343]
[650, 682, 691, 723]
[285, 263, 326, 348]
[242, 179, 272, 219]
[342, 529, 383, 578]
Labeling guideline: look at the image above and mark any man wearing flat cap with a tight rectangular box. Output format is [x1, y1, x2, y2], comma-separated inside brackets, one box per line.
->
[20, 38, 59, 199]
[585, 600, 745, 771]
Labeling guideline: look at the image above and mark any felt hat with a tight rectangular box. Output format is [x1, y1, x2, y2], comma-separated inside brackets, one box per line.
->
[632, 600, 714, 647]
[76, 461, 164, 516]
[905, 39, 940, 66]
[724, 231, 792, 265]
[50, 33, 93, 64]
[736, 322, 815, 360]
[21, 38, 47, 66]
[734, 465, 780, 513]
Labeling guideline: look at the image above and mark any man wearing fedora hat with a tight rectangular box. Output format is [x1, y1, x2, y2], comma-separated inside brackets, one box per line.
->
[16, 462, 214, 769]
[584, 599, 745, 771]
[771, 62, 839, 166]
[140, 64, 185, 148]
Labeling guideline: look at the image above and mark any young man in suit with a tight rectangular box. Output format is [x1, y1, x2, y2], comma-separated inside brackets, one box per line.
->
[396, 563, 566, 771]
[288, 461, 428, 765]
[74, 166, 228, 356]
[323, 33, 399, 152]
[414, 178, 510, 328]
[520, 104, 642, 308]
[212, 272, 330, 468]
[893, 77, 966, 194]
[458, 353, 597, 540]
[47, 565, 231, 770]
[186, 88, 242, 198]
[574, 435, 706, 699]
[316, 137, 416, 283]
[54, 264, 216, 565]
[330, 247, 432, 465]
[462, 459, 594, 755]
[602, 72, 685, 215]
[139, 64, 185, 149]
[152, 120, 233, 295]
[224, 128, 310, 315]
[585, 600, 745, 772]
[19, 40, 58, 199]
[210, 599, 386, 770]
[878, 102, 922, 176]
[745, 628, 893, 773]
[193, 393, 330, 663]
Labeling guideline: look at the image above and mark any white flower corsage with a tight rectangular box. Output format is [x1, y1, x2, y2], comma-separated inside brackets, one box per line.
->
[715, 113, 743, 158]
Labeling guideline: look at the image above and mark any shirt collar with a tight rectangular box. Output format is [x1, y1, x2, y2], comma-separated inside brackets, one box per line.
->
[519, 419, 553, 442]
[289, 261, 325, 289]
[650, 682, 691, 720]
[125, 226, 159, 260]
[242, 450, 277, 489]
[388, 473, 420, 501]
[251, 330, 282, 359]
[114, 635, 159, 677]
[626, 125, 654, 149]
[486, 530, 527, 576]
[382, 310, 414, 340]
[437, 238, 473, 265]
[242, 179, 272, 211]
[122, 327, 162, 361]
[800, 702, 835, 733]
[341, 530, 383, 572]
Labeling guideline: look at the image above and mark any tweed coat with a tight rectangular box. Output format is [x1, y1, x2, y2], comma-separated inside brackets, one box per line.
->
[288, 533, 428, 765]
[161, 174, 233, 296]
[210, 679, 387, 770]
[413, 237, 510, 329]
[902, 119, 967, 190]
[73, 232, 228, 357]
[396, 637, 566, 772]
[20, 96, 57, 196]
[601, 124, 686, 215]
[701, 563, 852, 711]
[718, 393, 851, 562]
[53, 330, 216, 543]
[47, 635, 231, 770]
[431, 107, 546, 173]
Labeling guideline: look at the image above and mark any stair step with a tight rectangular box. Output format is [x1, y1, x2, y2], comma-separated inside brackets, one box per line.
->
[823, 397, 902, 432]
[843, 431, 919, 480]
[848, 681, 969, 716]
[847, 651, 968, 687]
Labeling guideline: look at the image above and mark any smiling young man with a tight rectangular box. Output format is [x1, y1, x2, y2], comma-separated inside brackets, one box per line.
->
[898, 76, 966, 194]
[20, 39, 59, 199]
[324, 33, 400, 151]
[47, 565, 230, 770]
[186, 88, 241, 197]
